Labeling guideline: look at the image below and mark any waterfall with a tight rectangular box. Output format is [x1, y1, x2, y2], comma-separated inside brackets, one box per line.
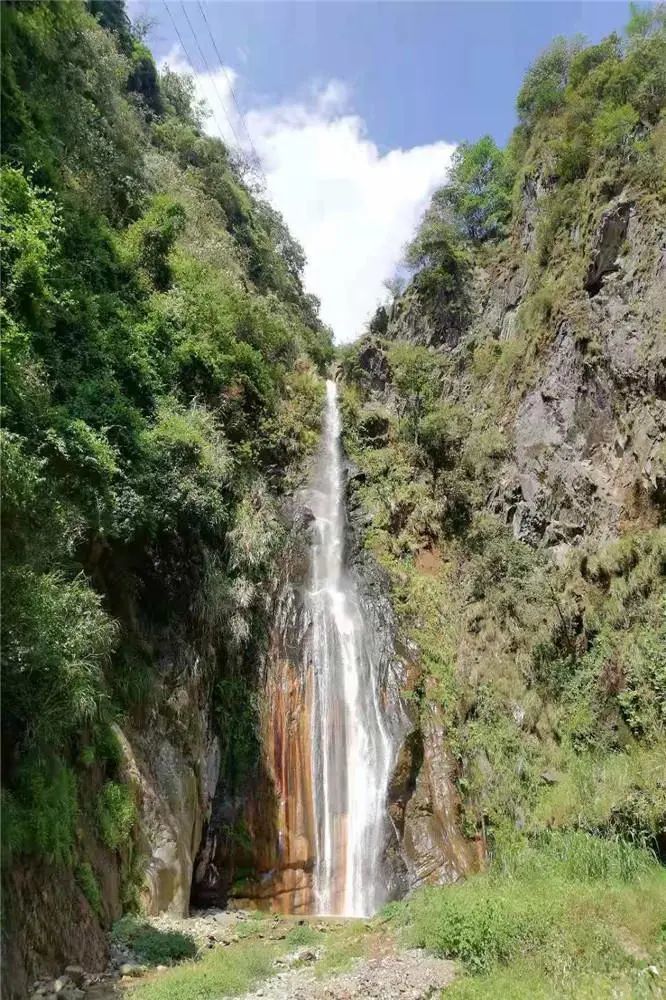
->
[306, 379, 396, 917]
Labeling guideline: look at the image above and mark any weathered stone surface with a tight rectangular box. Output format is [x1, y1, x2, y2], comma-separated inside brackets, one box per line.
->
[383, 192, 665, 557]
[520, 171, 550, 251]
[2, 860, 109, 1000]
[499, 199, 666, 547]
[192, 517, 317, 913]
[64, 968, 84, 988]
[388, 280, 470, 350]
[117, 711, 220, 918]
[355, 340, 392, 395]
[241, 948, 456, 1000]
[392, 705, 479, 888]
[585, 200, 632, 295]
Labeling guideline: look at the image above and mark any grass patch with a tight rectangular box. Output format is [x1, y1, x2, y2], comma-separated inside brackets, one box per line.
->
[312, 921, 373, 979]
[97, 780, 136, 851]
[128, 940, 280, 1000]
[393, 832, 666, 995]
[285, 923, 321, 947]
[112, 915, 197, 966]
[75, 861, 102, 916]
[533, 746, 666, 845]
[496, 829, 658, 883]
[408, 878, 559, 973]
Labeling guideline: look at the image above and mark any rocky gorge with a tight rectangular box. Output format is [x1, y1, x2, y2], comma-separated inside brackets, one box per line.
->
[2, 4, 666, 999]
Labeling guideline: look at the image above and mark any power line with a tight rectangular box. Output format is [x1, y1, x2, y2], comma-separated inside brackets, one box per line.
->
[177, 0, 247, 152]
[195, 0, 266, 186]
[165, 2, 244, 153]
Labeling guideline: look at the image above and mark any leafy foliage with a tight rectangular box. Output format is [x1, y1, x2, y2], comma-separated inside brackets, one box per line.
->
[112, 915, 197, 965]
[97, 781, 136, 851]
[2, 757, 78, 866]
[0, 0, 331, 897]
[517, 36, 583, 129]
[395, 831, 665, 995]
[340, 11, 666, 871]
[435, 137, 513, 243]
[76, 861, 103, 916]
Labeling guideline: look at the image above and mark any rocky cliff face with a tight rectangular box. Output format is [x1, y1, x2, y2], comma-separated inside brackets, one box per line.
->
[493, 197, 665, 554]
[387, 700, 481, 889]
[3, 631, 220, 1000]
[345, 470, 480, 893]
[190, 507, 314, 914]
[384, 191, 665, 555]
[337, 163, 665, 886]
[119, 678, 219, 918]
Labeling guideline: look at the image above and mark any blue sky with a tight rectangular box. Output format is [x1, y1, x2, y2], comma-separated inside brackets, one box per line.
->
[130, 1, 640, 341]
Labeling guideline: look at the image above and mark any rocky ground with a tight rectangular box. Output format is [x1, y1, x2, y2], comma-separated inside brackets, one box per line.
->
[27, 910, 456, 1000]
[242, 949, 456, 999]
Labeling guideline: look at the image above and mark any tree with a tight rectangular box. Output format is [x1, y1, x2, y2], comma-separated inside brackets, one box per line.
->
[516, 36, 583, 129]
[625, 2, 666, 43]
[388, 343, 442, 442]
[436, 136, 513, 243]
[420, 403, 470, 482]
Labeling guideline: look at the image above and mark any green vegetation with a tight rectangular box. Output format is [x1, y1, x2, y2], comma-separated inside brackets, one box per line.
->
[341, 28, 665, 1000]
[343, 353, 665, 850]
[128, 939, 279, 1000]
[1, 2, 664, 995]
[76, 861, 103, 917]
[385, 832, 665, 997]
[112, 915, 197, 966]
[341, 8, 666, 861]
[122, 841, 664, 1000]
[97, 781, 136, 851]
[434, 136, 513, 243]
[2, 756, 78, 866]
[1, 0, 331, 917]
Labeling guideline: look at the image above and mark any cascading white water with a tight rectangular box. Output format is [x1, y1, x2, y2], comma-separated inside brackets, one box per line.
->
[307, 379, 395, 917]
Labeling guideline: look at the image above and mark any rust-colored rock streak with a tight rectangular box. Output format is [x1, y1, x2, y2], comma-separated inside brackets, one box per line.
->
[233, 381, 406, 916]
[264, 652, 317, 913]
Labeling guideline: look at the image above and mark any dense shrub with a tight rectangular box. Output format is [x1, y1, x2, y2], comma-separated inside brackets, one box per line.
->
[2, 757, 78, 865]
[393, 831, 665, 996]
[112, 915, 197, 965]
[409, 879, 560, 972]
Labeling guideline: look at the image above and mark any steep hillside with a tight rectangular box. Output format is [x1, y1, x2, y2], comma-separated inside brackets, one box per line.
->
[340, 7, 665, 865]
[2, 4, 665, 1000]
[1, 2, 331, 994]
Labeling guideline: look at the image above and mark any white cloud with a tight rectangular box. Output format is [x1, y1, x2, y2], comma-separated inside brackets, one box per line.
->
[163, 46, 455, 342]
